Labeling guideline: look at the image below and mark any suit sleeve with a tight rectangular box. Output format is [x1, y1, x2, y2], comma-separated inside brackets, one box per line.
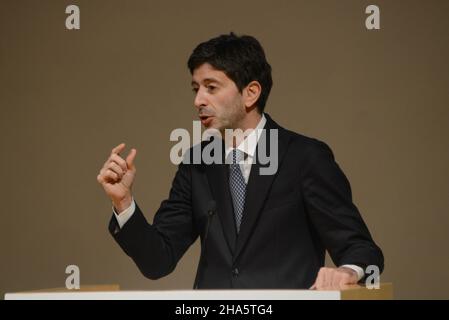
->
[300, 139, 384, 275]
[108, 162, 199, 280]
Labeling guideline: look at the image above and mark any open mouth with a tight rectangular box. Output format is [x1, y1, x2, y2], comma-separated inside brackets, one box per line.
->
[199, 115, 214, 125]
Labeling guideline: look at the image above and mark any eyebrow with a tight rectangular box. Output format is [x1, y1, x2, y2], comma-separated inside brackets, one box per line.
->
[191, 77, 222, 86]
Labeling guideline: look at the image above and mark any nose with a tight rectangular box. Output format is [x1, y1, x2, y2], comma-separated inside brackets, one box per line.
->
[194, 88, 208, 109]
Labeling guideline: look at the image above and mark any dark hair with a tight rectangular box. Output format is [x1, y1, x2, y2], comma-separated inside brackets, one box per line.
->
[187, 32, 273, 113]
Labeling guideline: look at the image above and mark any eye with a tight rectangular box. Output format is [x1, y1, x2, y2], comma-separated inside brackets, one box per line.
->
[207, 85, 216, 92]
[192, 87, 199, 93]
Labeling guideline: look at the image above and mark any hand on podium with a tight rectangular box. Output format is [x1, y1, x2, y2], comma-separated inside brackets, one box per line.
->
[310, 267, 359, 290]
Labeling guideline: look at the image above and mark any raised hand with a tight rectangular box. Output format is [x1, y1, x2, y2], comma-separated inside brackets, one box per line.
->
[97, 143, 137, 212]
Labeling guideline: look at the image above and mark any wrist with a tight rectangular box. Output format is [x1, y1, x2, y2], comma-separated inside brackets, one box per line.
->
[339, 266, 359, 281]
[113, 194, 133, 214]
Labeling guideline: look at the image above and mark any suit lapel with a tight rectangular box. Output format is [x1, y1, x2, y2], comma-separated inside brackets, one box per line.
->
[204, 114, 291, 260]
[205, 139, 237, 255]
[233, 114, 291, 262]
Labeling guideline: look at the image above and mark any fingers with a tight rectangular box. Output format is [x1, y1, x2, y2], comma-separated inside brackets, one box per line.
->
[335, 270, 352, 288]
[108, 161, 125, 179]
[104, 169, 119, 182]
[97, 143, 137, 187]
[109, 145, 137, 171]
[97, 168, 119, 184]
[314, 267, 333, 290]
[104, 145, 136, 171]
[100, 155, 127, 181]
[111, 143, 126, 155]
[319, 268, 329, 288]
[311, 267, 358, 290]
[312, 268, 325, 290]
[109, 153, 128, 172]
[126, 148, 137, 169]
[332, 270, 342, 288]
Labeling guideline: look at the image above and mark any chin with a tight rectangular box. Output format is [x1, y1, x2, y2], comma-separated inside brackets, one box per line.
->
[205, 119, 218, 130]
[206, 124, 226, 137]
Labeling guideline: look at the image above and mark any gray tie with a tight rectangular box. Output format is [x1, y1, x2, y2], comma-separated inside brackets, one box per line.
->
[228, 149, 247, 233]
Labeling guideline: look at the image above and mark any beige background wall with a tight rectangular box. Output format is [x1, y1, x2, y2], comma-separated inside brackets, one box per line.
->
[1, 0, 448, 299]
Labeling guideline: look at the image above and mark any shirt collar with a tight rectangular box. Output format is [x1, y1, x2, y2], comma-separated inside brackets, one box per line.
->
[225, 113, 267, 159]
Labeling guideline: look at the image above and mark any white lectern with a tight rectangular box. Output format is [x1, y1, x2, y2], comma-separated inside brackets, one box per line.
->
[4, 283, 393, 300]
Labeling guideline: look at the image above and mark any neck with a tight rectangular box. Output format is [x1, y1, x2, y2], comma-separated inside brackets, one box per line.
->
[240, 111, 262, 132]
[224, 109, 262, 148]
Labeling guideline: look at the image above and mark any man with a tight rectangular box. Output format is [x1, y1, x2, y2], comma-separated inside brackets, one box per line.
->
[97, 32, 384, 290]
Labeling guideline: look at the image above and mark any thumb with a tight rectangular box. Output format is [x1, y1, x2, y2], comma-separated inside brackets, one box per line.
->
[126, 148, 137, 170]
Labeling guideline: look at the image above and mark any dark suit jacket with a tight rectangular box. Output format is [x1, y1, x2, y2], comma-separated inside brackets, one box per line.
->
[109, 113, 384, 289]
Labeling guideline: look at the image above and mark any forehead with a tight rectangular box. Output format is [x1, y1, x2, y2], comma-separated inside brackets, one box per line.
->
[191, 63, 231, 85]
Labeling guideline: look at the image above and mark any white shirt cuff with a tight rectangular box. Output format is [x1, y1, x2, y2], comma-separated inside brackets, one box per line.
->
[112, 198, 136, 229]
[340, 264, 365, 281]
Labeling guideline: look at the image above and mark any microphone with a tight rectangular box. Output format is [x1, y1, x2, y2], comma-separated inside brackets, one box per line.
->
[194, 200, 216, 289]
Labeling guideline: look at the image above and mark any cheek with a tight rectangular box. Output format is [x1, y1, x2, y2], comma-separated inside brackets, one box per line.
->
[223, 93, 243, 109]
[213, 91, 243, 119]
[212, 95, 231, 114]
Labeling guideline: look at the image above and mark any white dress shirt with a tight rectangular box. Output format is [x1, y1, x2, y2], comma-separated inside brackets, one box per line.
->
[224, 113, 267, 183]
[112, 113, 364, 281]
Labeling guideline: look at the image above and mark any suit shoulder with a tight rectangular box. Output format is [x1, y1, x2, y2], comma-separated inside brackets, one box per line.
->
[284, 129, 334, 160]
[180, 138, 221, 167]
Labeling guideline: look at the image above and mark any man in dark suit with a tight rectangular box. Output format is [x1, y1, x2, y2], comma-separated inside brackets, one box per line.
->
[97, 33, 383, 290]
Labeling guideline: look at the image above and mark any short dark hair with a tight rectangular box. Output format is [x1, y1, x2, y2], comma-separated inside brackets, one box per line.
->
[187, 32, 273, 113]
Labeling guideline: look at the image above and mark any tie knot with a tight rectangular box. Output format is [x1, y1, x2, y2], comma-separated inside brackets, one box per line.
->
[229, 149, 245, 164]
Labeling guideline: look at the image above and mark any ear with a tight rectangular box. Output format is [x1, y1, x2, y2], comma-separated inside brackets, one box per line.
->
[243, 81, 262, 110]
